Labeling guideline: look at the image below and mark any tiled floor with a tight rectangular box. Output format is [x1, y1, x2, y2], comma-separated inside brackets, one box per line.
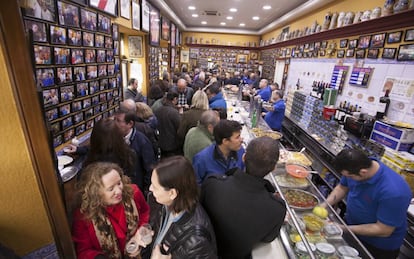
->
[22, 244, 59, 259]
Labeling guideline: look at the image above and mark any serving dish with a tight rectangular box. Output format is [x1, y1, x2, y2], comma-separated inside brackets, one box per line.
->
[251, 128, 282, 140]
[60, 166, 78, 182]
[275, 174, 309, 189]
[57, 155, 73, 167]
[283, 189, 320, 210]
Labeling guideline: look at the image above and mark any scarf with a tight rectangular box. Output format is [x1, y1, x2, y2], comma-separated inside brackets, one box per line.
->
[92, 198, 139, 258]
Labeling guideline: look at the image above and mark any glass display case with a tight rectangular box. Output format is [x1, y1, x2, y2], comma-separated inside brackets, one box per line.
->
[268, 168, 373, 259]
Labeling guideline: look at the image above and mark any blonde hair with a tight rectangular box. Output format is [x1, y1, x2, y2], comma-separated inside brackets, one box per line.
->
[191, 90, 209, 110]
[135, 102, 154, 120]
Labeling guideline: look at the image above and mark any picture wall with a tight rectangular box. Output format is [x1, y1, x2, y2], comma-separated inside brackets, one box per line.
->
[21, 0, 121, 149]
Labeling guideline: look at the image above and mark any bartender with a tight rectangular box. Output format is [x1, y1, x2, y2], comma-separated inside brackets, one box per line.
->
[263, 90, 285, 132]
[323, 148, 412, 259]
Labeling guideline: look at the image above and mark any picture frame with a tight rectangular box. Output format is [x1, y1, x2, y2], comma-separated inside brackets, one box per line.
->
[61, 116, 73, 129]
[100, 78, 109, 90]
[21, 0, 56, 22]
[339, 39, 348, 48]
[82, 31, 94, 47]
[367, 48, 379, 59]
[107, 64, 115, 75]
[236, 54, 248, 63]
[128, 35, 143, 58]
[73, 111, 84, 124]
[50, 25, 67, 44]
[397, 44, 414, 61]
[51, 122, 61, 135]
[85, 108, 93, 119]
[73, 66, 86, 81]
[45, 108, 58, 121]
[355, 49, 366, 59]
[161, 16, 170, 41]
[64, 128, 75, 142]
[387, 31, 402, 44]
[76, 82, 89, 97]
[382, 48, 397, 59]
[53, 135, 63, 147]
[86, 65, 98, 79]
[321, 41, 328, 49]
[120, 0, 131, 19]
[57, 1, 79, 27]
[89, 80, 99, 94]
[141, 0, 150, 32]
[75, 123, 85, 136]
[92, 95, 100, 105]
[95, 34, 105, 47]
[149, 4, 160, 46]
[346, 49, 355, 57]
[132, 1, 141, 31]
[85, 49, 96, 63]
[319, 50, 325, 57]
[54, 47, 70, 65]
[89, 0, 118, 17]
[337, 49, 345, 58]
[105, 36, 113, 48]
[170, 23, 176, 47]
[43, 88, 59, 107]
[56, 67, 73, 84]
[112, 24, 119, 41]
[98, 13, 111, 34]
[68, 28, 82, 46]
[358, 35, 371, 49]
[24, 19, 48, 42]
[348, 39, 358, 49]
[80, 8, 97, 31]
[98, 64, 107, 77]
[97, 49, 106, 62]
[250, 52, 258, 60]
[405, 29, 414, 42]
[72, 100, 82, 112]
[70, 0, 87, 5]
[114, 40, 119, 55]
[86, 119, 94, 130]
[370, 33, 386, 48]
[60, 85, 74, 102]
[106, 50, 114, 62]
[36, 68, 55, 87]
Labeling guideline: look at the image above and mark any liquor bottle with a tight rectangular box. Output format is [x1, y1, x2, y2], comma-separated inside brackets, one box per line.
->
[376, 90, 391, 120]
[251, 109, 257, 128]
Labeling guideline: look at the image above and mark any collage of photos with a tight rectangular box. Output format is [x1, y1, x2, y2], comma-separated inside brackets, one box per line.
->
[22, 0, 122, 148]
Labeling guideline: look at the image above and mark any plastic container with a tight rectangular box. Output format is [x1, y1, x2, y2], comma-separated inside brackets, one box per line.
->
[337, 245, 359, 257]
[316, 242, 336, 258]
[295, 241, 316, 259]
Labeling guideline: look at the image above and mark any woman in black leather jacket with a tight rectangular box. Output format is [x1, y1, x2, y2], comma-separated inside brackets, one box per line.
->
[146, 156, 217, 259]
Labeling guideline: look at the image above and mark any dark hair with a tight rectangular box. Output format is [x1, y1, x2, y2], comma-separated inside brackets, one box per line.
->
[213, 120, 242, 145]
[154, 156, 198, 213]
[275, 90, 283, 99]
[149, 84, 164, 100]
[206, 81, 221, 94]
[212, 107, 227, 119]
[115, 109, 138, 124]
[128, 78, 136, 86]
[166, 88, 179, 101]
[83, 118, 135, 175]
[245, 137, 279, 177]
[333, 148, 372, 175]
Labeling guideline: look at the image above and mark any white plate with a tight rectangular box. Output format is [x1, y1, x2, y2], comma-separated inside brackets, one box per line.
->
[60, 166, 78, 182]
[57, 155, 73, 167]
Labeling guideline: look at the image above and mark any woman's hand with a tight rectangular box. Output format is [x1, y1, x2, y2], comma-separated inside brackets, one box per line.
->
[63, 144, 77, 154]
[150, 245, 172, 259]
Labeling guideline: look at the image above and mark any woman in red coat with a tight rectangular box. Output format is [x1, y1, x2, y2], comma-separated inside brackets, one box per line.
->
[72, 162, 150, 259]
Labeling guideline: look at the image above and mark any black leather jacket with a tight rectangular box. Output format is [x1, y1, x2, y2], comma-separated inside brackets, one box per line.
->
[149, 195, 217, 259]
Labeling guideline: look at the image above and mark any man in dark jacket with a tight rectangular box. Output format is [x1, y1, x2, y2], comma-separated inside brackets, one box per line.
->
[154, 89, 182, 157]
[201, 136, 286, 259]
[124, 78, 146, 103]
[114, 110, 156, 193]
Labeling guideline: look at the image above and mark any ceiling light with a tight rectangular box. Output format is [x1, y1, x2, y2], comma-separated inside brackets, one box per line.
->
[220, 22, 226, 26]
[201, 21, 207, 24]
[188, 6, 196, 10]
[226, 16, 233, 20]
[239, 23, 245, 27]
[252, 16, 260, 20]
[229, 8, 237, 12]
[263, 5, 271, 10]
[192, 14, 199, 17]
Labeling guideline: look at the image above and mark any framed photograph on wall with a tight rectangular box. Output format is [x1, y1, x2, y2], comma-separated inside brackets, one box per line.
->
[80, 9, 97, 31]
[171, 23, 176, 47]
[337, 49, 345, 58]
[382, 48, 397, 59]
[43, 88, 59, 107]
[98, 13, 111, 34]
[57, 1, 79, 27]
[64, 129, 75, 142]
[367, 48, 379, 59]
[89, 0, 118, 17]
[68, 28, 82, 46]
[86, 65, 98, 79]
[95, 34, 105, 47]
[112, 24, 119, 40]
[132, 1, 140, 31]
[50, 25, 67, 44]
[36, 68, 55, 87]
[85, 49, 96, 63]
[346, 49, 354, 57]
[348, 39, 358, 49]
[149, 4, 160, 46]
[355, 49, 366, 59]
[339, 39, 348, 48]
[141, 0, 150, 32]
[21, 0, 56, 22]
[56, 67, 73, 84]
[387, 31, 402, 44]
[97, 49, 106, 62]
[74, 66, 86, 81]
[82, 31, 94, 47]
[405, 29, 414, 42]
[358, 35, 371, 49]
[397, 44, 414, 61]
[54, 47, 70, 65]
[120, 0, 131, 19]
[370, 33, 386, 48]
[60, 85, 74, 102]
[161, 16, 170, 41]
[128, 35, 143, 58]
[236, 54, 248, 63]
[45, 108, 58, 121]
[24, 19, 47, 42]
[72, 100, 82, 112]
[53, 135, 63, 148]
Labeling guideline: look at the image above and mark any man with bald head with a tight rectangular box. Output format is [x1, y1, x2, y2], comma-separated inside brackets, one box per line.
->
[120, 99, 136, 113]
[173, 77, 194, 110]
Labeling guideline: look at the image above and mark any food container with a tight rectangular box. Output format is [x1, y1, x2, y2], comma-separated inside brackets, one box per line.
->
[286, 164, 311, 178]
[303, 214, 325, 232]
[295, 241, 316, 259]
[283, 189, 320, 210]
[274, 174, 310, 189]
[60, 166, 79, 183]
[323, 223, 343, 237]
[337, 245, 359, 257]
[316, 242, 336, 258]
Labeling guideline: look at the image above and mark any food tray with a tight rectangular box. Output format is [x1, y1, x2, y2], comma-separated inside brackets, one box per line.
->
[251, 128, 282, 140]
[274, 174, 310, 189]
[283, 189, 319, 210]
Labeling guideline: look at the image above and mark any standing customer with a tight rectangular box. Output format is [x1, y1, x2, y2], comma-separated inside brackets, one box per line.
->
[324, 148, 412, 259]
[205, 81, 226, 111]
[72, 162, 150, 258]
[173, 78, 194, 111]
[192, 120, 245, 184]
[201, 136, 286, 259]
[264, 90, 285, 132]
[124, 78, 146, 103]
[148, 156, 217, 258]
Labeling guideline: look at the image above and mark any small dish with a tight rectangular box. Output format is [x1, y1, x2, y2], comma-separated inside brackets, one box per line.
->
[60, 166, 79, 182]
[57, 155, 73, 167]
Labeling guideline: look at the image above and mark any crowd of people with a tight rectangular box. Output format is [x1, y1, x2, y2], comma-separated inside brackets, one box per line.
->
[67, 67, 410, 259]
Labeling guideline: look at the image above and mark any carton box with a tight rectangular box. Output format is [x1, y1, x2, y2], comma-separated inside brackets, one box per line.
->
[370, 131, 413, 152]
[373, 121, 414, 143]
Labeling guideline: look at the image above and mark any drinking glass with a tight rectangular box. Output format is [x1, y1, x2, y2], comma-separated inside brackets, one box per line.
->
[139, 223, 153, 245]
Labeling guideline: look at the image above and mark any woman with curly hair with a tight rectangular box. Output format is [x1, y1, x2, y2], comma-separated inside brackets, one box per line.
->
[72, 162, 150, 258]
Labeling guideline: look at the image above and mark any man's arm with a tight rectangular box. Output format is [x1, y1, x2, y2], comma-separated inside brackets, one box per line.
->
[324, 184, 348, 207]
[347, 221, 395, 237]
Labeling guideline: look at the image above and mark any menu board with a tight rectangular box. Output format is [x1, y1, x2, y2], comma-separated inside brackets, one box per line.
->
[330, 65, 349, 94]
[349, 67, 373, 87]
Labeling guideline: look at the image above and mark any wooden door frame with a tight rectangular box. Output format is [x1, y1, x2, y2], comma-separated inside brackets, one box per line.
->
[0, 1, 75, 257]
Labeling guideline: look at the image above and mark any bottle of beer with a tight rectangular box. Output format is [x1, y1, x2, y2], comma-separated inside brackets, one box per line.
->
[376, 90, 391, 120]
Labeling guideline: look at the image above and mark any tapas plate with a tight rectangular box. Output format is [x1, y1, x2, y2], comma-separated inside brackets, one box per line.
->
[59, 166, 78, 182]
[275, 174, 309, 189]
[283, 189, 319, 210]
[57, 155, 73, 167]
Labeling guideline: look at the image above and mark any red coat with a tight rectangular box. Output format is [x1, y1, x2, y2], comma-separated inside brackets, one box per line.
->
[72, 185, 150, 259]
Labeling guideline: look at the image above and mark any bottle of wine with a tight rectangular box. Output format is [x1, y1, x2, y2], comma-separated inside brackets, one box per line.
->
[251, 109, 257, 128]
[376, 90, 391, 120]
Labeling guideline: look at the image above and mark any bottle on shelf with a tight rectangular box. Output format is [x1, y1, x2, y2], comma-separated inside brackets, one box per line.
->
[251, 109, 257, 128]
[375, 90, 391, 120]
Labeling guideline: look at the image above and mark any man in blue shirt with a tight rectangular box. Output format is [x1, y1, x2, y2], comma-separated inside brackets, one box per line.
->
[192, 120, 245, 184]
[324, 148, 412, 259]
[264, 90, 285, 132]
[256, 79, 272, 101]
